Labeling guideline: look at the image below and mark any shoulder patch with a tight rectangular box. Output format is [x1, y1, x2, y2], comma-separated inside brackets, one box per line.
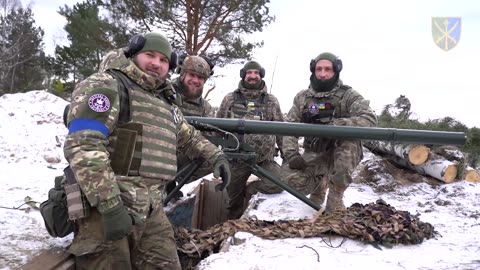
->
[88, 94, 111, 112]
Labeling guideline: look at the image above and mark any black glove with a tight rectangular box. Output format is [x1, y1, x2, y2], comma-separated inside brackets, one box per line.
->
[213, 154, 231, 191]
[165, 180, 183, 201]
[101, 202, 134, 241]
[288, 154, 307, 170]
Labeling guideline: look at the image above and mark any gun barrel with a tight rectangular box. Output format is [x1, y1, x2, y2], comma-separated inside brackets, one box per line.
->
[185, 117, 467, 146]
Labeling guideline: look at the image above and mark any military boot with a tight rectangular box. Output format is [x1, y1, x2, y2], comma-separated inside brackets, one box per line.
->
[309, 176, 328, 205]
[325, 184, 346, 213]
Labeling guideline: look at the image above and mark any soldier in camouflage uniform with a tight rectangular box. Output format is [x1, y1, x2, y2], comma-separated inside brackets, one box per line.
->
[173, 55, 216, 185]
[216, 61, 284, 219]
[282, 52, 377, 213]
[63, 32, 231, 270]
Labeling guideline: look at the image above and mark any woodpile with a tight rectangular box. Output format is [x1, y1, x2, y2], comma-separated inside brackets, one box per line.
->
[363, 142, 479, 183]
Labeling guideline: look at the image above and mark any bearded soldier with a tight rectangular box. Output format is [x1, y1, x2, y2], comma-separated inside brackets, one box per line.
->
[171, 55, 217, 187]
[63, 32, 231, 269]
[216, 60, 284, 219]
[282, 52, 377, 213]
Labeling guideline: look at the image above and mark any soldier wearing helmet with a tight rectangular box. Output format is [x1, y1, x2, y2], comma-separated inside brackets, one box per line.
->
[173, 54, 214, 117]
[171, 54, 217, 193]
[282, 52, 377, 214]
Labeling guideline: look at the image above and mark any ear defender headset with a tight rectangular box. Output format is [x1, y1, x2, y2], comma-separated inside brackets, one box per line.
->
[240, 64, 265, 79]
[309, 55, 343, 73]
[124, 34, 178, 70]
[176, 54, 215, 76]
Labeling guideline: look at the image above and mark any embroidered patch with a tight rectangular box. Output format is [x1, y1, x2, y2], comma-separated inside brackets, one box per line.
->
[308, 103, 319, 114]
[88, 94, 110, 113]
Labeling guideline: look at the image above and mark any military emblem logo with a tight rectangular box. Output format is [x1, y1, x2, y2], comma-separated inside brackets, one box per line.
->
[88, 94, 110, 112]
[432, 17, 461, 51]
[308, 103, 319, 114]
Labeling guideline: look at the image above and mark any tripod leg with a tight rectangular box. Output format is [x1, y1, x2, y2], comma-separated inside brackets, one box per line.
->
[250, 164, 320, 211]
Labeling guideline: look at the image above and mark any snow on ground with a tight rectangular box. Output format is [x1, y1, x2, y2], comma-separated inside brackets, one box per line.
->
[1, 90, 479, 270]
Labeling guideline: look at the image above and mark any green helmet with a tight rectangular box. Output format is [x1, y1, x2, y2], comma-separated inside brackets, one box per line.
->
[179, 55, 212, 78]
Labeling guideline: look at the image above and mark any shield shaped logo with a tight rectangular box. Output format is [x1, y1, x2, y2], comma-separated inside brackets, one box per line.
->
[432, 17, 461, 51]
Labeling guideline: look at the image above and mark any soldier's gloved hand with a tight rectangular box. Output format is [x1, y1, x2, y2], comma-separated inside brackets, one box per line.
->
[165, 180, 183, 201]
[333, 118, 353, 126]
[288, 154, 307, 170]
[213, 154, 231, 191]
[101, 202, 134, 241]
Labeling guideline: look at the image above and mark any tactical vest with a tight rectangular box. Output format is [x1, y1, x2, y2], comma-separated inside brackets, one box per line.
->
[106, 70, 178, 180]
[302, 85, 351, 152]
[301, 85, 350, 124]
[178, 98, 207, 117]
[230, 90, 276, 163]
[230, 91, 267, 120]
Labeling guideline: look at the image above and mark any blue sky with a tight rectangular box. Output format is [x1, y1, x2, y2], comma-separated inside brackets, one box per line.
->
[29, 0, 480, 127]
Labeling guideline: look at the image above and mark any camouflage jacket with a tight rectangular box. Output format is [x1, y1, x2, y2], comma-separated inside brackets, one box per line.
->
[283, 80, 377, 158]
[64, 49, 222, 220]
[171, 77, 214, 117]
[216, 80, 284, 163]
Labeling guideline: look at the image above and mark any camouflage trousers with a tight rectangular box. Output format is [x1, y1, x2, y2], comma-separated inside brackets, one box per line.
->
[281, 140, 363, 195]
[227, 159, 283, 219]
[67, 204, 181, 270]
[177, 152, 213, 183]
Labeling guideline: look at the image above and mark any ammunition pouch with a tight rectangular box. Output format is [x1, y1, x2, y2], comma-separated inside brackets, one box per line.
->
[39, 166, 91, 238]
[109, 123, 141, 176]
[40, 173, 74, 238]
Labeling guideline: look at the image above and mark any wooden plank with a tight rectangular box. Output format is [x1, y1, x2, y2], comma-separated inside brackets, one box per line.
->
[21, 247, 74, 270]
[195, 180, 229, 230]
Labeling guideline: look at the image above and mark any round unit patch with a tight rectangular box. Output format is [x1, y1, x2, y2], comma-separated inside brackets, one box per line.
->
[88, 94, 111, 113]
[308, 103, 319, 114]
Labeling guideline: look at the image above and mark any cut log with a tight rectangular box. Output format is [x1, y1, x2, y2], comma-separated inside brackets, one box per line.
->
[363, 141, 430, 165]
[366, 146, 458, 183]
[464, 167, 480, 183]
[417, 153, 457, 183]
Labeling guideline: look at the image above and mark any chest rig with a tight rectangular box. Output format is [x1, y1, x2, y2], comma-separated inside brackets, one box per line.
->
[301, 86, 350, 124]
[230, 91, 267, 120]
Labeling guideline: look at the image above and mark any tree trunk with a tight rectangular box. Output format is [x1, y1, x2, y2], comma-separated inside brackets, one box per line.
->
[363, 141, 430, 165]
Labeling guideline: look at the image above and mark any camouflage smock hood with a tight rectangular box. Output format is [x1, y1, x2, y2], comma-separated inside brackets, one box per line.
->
[100, 49, 167, 92]
[236, 79, 268, 99]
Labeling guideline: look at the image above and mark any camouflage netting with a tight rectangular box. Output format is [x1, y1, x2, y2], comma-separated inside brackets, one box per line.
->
[175, 200, 438, 265]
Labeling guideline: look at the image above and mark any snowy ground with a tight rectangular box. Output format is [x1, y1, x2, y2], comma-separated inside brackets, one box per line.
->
[1, 91, 479, 270]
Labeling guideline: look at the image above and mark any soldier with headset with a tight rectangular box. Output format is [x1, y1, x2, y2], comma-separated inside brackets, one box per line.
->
[281, 52, 377, 213]
[216, 60, 284, 219]
[62, 32, 231, 269]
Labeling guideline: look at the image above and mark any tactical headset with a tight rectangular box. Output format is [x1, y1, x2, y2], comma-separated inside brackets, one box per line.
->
[309, 55, 343, 73]
[240, 65, 265, 79]
[177, 53, 215, 76]
[124, 34, 178, 70]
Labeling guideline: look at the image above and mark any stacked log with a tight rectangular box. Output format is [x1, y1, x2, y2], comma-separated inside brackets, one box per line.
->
[364, 142, 457, 183]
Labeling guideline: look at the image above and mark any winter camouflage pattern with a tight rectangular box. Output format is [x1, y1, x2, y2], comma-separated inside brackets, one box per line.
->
[179, 55, 211, 78]
[282, 80, 377, 193]
[216, 81, 284, 163]
[64, 48, 222, 268]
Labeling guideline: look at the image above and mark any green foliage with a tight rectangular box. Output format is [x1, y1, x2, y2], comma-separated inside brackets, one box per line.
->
[378, 95, 479, 168]
[0, 3, 46, 95]
[53, 0, 130, 90]
[99, 0, 275, 66]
